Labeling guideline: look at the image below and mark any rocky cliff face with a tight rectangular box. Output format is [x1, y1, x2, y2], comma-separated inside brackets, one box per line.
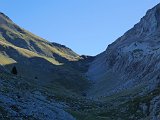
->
[87, 3, 160, 98]
[84, 4, 160, 119]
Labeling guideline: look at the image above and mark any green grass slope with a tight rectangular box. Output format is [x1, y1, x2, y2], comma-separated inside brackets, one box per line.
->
[0, 12, 91, 95]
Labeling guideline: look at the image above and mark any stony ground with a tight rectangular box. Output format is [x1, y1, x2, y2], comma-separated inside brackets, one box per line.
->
[0, 72, 75, 120]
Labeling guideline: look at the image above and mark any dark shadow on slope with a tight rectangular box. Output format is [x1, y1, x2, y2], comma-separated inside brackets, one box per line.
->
[0, 40, 94, 94]
[52, 53, 95, 73]
[2, 55, 91, 94]
[0, 27, 30, 50]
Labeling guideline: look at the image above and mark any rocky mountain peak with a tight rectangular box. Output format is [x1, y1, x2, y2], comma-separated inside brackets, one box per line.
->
[154, 3, 160, 26]
[106, 3, 160, 50]
[87, 3, 160, 99]
[133, 3, 160, 33]
[133, 3, 160, 35]
[138, 3, 160, 34]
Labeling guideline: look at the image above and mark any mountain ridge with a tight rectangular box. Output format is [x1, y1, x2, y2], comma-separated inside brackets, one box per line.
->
[1, 3, 160, 120]
[0, 11, 92, 96]
[87, 3, 160, 98]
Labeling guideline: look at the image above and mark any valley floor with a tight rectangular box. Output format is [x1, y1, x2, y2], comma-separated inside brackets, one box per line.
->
[1, 71, 160, 120]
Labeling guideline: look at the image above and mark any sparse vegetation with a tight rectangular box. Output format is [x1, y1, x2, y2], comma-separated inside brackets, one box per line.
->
[0, 3, 160, 120]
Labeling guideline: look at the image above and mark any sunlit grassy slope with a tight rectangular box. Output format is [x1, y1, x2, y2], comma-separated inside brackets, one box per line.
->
[0, 12, 80, 61]
[0, 40, 61, 65]
[0, 52, 16, 65]
[0, 12, 90, 94]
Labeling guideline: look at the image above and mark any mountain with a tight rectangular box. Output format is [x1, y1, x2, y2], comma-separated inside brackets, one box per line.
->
[87, 3, 160, 96]
[0, 12, 79, 60]
[0, 12, 93, 95]
[0, 11, 95, 119]
[86, 3, 160, 119]
[1, 3, 160, 120]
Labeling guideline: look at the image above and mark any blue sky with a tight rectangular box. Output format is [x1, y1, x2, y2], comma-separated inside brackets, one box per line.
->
[0, 0, 159, 55]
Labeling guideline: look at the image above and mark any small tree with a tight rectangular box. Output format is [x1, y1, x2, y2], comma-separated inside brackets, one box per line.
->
[11, 66, 17, 75]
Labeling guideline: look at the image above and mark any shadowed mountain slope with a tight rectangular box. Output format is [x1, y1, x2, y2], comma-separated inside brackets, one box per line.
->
[87, 3, 160, 97]
[0, 12, 92, 95]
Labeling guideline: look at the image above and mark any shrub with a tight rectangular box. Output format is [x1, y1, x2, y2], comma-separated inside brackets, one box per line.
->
[11, 66, 17, 75]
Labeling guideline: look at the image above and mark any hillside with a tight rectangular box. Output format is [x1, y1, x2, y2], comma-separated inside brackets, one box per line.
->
[1, 3, 160, 120]
[85, 3, 160, 120]
[0, 12, 94, 96]
[87, 3, 160, 97]
[0, 11, 96, 120]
